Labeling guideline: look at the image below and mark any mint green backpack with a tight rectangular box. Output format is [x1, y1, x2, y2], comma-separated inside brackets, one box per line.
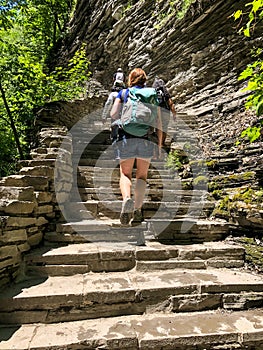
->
[120, 87, 159, 137]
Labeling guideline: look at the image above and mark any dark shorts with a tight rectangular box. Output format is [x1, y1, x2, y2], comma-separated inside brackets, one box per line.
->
[116, 133, 154, 159]
[161, 109, 170, 133]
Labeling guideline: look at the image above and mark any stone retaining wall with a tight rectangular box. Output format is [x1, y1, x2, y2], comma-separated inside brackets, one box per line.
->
[0, 127, 73, 290]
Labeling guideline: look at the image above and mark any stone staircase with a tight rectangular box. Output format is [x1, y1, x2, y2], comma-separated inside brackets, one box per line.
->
[0, 114, 263, 349]
[44, 113, 229, 246]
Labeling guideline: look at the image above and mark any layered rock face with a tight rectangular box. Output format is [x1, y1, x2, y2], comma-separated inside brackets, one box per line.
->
[55, 0, 262, 112]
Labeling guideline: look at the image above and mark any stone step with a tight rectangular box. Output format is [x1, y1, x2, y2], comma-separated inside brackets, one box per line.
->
[24, 241, 245, 276]
[78, 159, 173, 167]
[43, 229, 148, 246]
[77, 175, 181, 189]
[51, 216, 229, 245]
[148, 218, 230, 243]
[0, 268, 263, 324]
[72, 186, 208, 202]
[64, 200, 213, 221]
[78, 165, 174, 177]
[48, 219, 149, 245]
[1, 309, 263, 350]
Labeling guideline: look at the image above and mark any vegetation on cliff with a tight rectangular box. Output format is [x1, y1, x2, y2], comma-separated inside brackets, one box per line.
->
[233, 0, 263, 140]
[0, 0, 89, 176]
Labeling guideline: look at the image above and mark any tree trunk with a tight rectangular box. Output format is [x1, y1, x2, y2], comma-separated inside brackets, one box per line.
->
[0, 79, 24, 160]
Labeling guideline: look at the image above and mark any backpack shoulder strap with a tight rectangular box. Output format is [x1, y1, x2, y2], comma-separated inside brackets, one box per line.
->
[121, 89, 129, 103]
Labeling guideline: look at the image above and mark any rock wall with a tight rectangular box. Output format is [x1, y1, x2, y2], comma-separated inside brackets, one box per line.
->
[0, 128, 73, 290]
[54, 0, 262, 111]
[36, 84, 107, 130]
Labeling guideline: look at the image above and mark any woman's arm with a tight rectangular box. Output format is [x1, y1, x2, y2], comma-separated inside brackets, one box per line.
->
[168, 98, 177, 120]
[110, 97, 122, 120]
[156, 107, 163, 158]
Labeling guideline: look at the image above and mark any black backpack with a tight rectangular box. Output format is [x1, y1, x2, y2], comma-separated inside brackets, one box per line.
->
[153, 78, 170, 111]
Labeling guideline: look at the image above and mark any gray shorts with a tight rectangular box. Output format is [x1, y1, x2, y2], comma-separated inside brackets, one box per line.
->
[161, 109, 170, 133]
[117, 134, 154, 159]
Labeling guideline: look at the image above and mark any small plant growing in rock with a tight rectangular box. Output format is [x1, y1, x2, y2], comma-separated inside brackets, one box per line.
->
[166, 149, 189, 171]
[192, 175, 208, 187]
[236, 120, 263, 144]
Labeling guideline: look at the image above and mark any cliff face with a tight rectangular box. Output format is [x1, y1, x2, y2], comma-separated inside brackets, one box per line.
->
[55, 0, 262, 115]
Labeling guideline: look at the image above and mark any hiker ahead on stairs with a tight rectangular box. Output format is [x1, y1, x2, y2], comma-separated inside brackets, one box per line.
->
[102, 86, 123, 124]
[152, 77, 177, 146]
[110, 68, 162, 226]
[113, 67, 126, 90]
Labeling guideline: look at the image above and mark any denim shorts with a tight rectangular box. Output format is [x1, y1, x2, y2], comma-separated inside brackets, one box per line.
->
[116, 133, 154, 159]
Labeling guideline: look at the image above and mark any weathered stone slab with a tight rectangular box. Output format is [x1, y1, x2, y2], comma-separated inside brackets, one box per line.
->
[34, 205, 53, 215]
[4, 217, 36, 228]
[170, 293, 222, 312]
[0, 257, 20, 271]
[52, 181, 72, 193]
[25, 241, 245, 275]
[17, 242, 30, 253]
[28, 232, 43, 247]
[0, 187, 35, 201]
[223, 292, 263, 310]
[20, 159, 56, 167]
[136, 259, 207, 271]
[19, 166, 54, 178]
[0, 175, 49, 191]
[0, 200, 36, 215]
[0, 229, 27, 244]
[0, 310, 263, 350]
[35, 191, 53, 203]
[36, 217, 48, 226]
[149, 218, 229, 243]
[1, 268, 263, 324]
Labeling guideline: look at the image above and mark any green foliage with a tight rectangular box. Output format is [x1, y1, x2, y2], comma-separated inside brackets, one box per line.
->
[237, 237, 263, 272]
[232, 187, 263, 204]
[238, 48, 263, 116]
[205, 159, 219, 169]
[208, 172, 256, 191]
[166, 149, 188, 171]
[177, 0, 194, 19]
[192, 175, 208, 187]
[41, 45, 90, 102]
[0, 0, 90, 177]
[233, 0, 263, 37]
[21, 0, 77, 56]
[240, 121, 262, 143]
[153, 0, 195, 29]
[212, 186, 263, 220]
[233, 1, 263, 117]
[0, 121, 19, 176]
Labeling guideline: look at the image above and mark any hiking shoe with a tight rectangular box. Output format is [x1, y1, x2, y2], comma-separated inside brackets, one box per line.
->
[120, 197, 134, 225]
[131, 209, 144, 226]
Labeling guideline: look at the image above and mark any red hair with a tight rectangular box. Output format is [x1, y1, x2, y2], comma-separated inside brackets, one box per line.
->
[128, 68, 147, 87]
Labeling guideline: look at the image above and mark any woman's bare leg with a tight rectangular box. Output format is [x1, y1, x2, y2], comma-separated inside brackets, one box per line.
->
[119, 158, 135, 224]
[134, 158, 151, 209]
[119, 158, 135, 200]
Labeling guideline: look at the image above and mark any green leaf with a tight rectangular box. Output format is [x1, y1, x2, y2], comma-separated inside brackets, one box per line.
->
[234, 10, 243, 20]
[244, 24, 251, 37]
[252, 0, 262, 13]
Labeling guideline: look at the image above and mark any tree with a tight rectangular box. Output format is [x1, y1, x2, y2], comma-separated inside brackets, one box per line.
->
[0, 0, 90, 176]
